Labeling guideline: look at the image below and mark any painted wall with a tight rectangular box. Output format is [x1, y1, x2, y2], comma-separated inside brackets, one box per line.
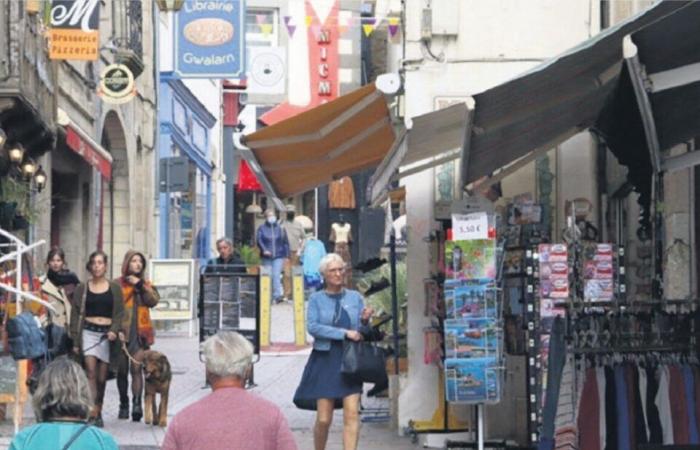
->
[389, 0, 601, 435]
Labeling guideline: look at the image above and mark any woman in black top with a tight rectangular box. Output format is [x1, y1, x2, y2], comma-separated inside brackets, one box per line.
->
[70, 251, 126, 427]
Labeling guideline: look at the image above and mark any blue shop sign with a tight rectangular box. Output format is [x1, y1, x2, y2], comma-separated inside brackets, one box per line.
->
[174, 0, 245, 78]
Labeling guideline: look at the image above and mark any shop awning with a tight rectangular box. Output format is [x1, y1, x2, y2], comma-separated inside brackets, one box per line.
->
[237, 83, 396, 208]
[463, 0, 693, 185]
[61, 118, 113, 181]
[367, 101, 471, 204]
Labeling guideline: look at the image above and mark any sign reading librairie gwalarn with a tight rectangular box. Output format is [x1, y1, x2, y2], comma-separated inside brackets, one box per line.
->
[49, 0, 100, 61]
[173, 0, 246, 78]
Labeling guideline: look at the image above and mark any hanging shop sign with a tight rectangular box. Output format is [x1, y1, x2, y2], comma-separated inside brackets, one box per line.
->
[173, 0, 246, 79]
[48, 0, 100, 61]
[97, 64, 136, 104]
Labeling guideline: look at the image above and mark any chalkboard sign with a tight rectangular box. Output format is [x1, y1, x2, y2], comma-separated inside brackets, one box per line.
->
[148, 259, 196, 321]
[199, 273, 260, 353]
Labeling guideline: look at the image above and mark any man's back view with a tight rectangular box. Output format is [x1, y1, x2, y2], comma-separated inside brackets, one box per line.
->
[161, 332, 297, 450]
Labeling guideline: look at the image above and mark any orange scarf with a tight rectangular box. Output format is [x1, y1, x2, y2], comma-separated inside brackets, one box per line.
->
[120, 279, 155, 346]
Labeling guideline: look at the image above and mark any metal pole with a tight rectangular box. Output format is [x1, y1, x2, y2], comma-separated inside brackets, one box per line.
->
[477, 404, 484, 450]
[390, 229, 399, 375]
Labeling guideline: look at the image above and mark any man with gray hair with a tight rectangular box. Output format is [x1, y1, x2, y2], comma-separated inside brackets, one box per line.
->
[204, 237, 247, 274]
[162, 332, 297, 450]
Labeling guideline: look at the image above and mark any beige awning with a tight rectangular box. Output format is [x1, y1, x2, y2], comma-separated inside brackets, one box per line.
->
[238, 84, 396, 207]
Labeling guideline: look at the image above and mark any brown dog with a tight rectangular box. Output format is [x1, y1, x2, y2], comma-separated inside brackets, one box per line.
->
[142, 350, 172, 427]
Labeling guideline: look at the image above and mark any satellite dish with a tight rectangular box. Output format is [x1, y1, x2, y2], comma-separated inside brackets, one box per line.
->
[376, 73, 401, 95]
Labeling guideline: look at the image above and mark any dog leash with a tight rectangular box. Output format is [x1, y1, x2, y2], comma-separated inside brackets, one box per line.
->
[81, 334, 108, 353]
[121, 341, 143, 366]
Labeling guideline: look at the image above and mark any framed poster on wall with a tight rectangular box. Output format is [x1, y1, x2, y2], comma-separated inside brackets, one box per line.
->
[148, 259, 196, 321]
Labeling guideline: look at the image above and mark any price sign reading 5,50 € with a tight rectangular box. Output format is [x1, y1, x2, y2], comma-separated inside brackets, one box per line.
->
[452, 212, 488, 241]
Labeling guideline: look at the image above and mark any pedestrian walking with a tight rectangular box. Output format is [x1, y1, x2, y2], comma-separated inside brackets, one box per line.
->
[257, 208, 290, 303]
[281, 205, 306, 299]
[204, 237, 247, 274]
[162, 331, 297, 450]
[69, 250, 126, 427]
[293, 253, 374, 450]
[115, 250, 160, 422]
[9, 356, 119, 450]
[40, 247, 79, 329]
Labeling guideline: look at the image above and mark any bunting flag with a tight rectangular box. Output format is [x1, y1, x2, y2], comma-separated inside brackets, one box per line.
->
[270, 15, 402, 39]
[388, 17, 400, 37]
[362, 17, 377, 37]
[260, 23, 273, 35]
[283, 15, 297, 38]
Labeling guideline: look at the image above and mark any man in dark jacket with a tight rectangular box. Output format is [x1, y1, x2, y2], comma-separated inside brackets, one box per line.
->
[256, 209, 289, 303]
[205, 237, 247, 274]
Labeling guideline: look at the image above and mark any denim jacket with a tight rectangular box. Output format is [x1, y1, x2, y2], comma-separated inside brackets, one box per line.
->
[307, 289, 364, 351]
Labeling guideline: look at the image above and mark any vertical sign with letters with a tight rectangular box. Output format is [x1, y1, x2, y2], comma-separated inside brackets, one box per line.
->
[174, 0, 246, 78]
[49, 0, 100, 61]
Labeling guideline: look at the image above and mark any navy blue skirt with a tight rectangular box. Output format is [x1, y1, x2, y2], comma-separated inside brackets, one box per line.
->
[293, 309, 363, 410]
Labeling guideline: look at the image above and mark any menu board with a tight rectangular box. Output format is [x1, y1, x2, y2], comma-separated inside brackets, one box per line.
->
[200, 274, 259, 353]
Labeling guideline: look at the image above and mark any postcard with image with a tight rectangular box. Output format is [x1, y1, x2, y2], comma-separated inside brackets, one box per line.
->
[445, 357, 500, 403]
[446, 283, 497, 320]
[444, 323, 499, 359]
[446, 240, 497, 281]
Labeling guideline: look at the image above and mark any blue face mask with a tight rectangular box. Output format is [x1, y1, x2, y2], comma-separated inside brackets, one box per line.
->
[266, 216, 276, 224]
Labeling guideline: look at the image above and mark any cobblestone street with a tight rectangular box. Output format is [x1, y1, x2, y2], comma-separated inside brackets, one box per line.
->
[0, 302, 419, 449]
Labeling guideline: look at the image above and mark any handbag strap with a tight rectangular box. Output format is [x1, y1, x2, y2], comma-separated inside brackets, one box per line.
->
[332, 292, 343, 326]
[61, 423, 90, 450]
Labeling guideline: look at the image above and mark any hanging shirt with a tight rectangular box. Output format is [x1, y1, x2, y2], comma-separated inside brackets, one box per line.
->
[615, 365, 631, 450]
[578, 368, 600, 450]
[595, 367, 607, 450]
[328, 176, 355, 209]
[683, 365, 699, 444]
[330, 223, 352, 244]
[639, 366, 650, 442]
[669, 365, 690, 444]
[656, 366, 674, 445]
[301, 239, 326, 278]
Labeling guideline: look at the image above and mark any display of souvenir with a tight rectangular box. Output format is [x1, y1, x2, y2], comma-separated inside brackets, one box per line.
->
[444, 323, 499, 359]
[445, 282, 497, 320]
[445, 239, 497, 281]
[445, 357, 500, 403]
[503, 250, 525, 275]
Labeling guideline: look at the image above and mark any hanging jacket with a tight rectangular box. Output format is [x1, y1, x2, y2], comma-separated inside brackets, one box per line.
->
[256, 222, 290, 259]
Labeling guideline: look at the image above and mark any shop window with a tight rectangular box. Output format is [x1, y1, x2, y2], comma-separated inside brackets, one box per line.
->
[192, 119, 207, 153]
[245, 8, 279, 48]
[173, 98, 187, 134]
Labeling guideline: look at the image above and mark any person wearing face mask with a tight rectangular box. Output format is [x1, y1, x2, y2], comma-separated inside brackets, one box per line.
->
[281, 205, 306, 301]
[256, 209, 290, 304]
[115, 250, 160, 422]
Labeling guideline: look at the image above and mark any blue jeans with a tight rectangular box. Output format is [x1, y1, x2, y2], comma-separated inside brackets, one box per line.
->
[263, 257, 285, 299]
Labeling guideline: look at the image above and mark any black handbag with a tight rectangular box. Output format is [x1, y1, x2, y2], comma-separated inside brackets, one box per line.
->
[340, 340, 386, 384]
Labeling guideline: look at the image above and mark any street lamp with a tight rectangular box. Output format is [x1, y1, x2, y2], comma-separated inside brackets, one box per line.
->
[155, 0, 185, 11]
[21, 159, 36, 179]
[7, 143, 24, 164]
[34, 166, 47, 192]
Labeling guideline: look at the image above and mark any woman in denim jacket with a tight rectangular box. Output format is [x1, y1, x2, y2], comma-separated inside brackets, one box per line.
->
[294, 253, 373, 450]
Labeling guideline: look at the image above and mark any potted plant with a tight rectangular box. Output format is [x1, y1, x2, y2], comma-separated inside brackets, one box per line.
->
[0, 177, 35, 231]
[238, 244, 261, 275]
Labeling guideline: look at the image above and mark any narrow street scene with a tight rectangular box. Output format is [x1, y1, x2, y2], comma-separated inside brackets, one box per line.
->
[0, 1, 700, 450]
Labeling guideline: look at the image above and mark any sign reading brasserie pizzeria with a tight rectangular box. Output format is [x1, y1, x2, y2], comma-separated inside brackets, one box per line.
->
[173, 0, 246, 78]
[49, 0, 100, 61]
[97, 64, 136, 104]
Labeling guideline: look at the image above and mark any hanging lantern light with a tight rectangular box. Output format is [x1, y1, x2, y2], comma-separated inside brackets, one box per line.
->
[7, 143, 24, 164]
[21, 158, 37, 179]
[34, 165, 47, 192]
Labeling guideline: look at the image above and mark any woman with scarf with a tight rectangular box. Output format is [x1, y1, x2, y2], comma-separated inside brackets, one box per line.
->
[115, 250, 160, 422]
[40, 247, 80, 329]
